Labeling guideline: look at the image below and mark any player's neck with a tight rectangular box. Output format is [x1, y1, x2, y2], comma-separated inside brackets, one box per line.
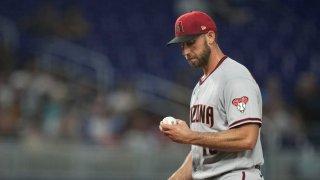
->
[203, 46, 225, 76]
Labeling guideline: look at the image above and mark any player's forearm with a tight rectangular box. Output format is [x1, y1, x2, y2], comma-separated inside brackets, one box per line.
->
[169, 152, 192, 180]
[188, 124, 259, 152]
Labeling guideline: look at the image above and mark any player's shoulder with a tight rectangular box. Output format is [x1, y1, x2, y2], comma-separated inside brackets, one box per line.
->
[221, 58, 261, 93]
[221, 57, 253, 81]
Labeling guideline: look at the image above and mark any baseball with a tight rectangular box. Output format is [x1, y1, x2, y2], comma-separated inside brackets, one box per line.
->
[162, 116, 177, 125]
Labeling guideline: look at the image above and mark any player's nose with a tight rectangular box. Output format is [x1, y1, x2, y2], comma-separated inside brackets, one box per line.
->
[181, 46, 191, 57]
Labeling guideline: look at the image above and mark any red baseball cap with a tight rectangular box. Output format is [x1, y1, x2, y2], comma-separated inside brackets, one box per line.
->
[167, 11, 217, 46]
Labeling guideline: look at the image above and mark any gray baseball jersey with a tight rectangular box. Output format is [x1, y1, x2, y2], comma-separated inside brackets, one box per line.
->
[190, 56, 264, 179]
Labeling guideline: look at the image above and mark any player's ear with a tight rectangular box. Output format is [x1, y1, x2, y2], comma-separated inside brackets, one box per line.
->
[207, 31, 216, 45]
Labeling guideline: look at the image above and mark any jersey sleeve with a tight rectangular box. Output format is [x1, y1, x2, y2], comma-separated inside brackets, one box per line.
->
[223, 78, 262, 129]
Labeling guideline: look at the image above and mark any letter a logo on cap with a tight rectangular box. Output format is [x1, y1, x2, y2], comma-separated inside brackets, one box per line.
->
[175, 21, 184, 34]
[167, 11, 217, 46]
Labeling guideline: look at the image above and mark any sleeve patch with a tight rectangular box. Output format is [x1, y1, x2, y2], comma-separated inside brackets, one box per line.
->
[232, 96, 249, 113]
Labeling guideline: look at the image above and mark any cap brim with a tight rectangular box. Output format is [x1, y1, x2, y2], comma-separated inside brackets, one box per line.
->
[166, 34, 202, 46]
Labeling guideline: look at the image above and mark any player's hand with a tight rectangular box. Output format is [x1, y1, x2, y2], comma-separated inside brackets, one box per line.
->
[159, 119, 194, 144]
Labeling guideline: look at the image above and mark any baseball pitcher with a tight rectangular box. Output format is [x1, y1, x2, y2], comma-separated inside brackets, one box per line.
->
[160, 11, 264, 180]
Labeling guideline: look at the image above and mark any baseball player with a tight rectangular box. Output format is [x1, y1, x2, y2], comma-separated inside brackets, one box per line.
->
[160, 11, 264, 180]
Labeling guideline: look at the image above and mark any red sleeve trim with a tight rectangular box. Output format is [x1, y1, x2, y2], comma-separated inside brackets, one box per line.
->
[229, 118, 262, 128]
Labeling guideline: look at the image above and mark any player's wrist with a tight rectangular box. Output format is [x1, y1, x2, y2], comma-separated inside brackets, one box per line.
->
[186, 130, 200, 145]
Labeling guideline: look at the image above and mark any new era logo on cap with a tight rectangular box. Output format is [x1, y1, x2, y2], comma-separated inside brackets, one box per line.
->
[167, 11, 217, 46]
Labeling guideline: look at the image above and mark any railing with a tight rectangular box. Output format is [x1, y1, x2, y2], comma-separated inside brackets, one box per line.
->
[0, 141, 319, 180]
[0, 141, 189, 180]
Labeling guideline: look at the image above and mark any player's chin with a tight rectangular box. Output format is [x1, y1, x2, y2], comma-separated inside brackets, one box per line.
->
[188, 59, 201, 68]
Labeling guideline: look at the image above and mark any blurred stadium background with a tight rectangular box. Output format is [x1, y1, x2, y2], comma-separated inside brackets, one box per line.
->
[0, 0, 319, 179]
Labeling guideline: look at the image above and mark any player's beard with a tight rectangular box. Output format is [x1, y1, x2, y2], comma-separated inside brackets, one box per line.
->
[187, 41, 211, 68]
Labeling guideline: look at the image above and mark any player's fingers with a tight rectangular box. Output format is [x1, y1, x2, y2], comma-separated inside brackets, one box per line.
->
[160, 122, 173, 130]
[159, 125, 164, 132]
[176, 119, 189, 128]
[159, 123, 171, 132]
[176, 119, 185, 125]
